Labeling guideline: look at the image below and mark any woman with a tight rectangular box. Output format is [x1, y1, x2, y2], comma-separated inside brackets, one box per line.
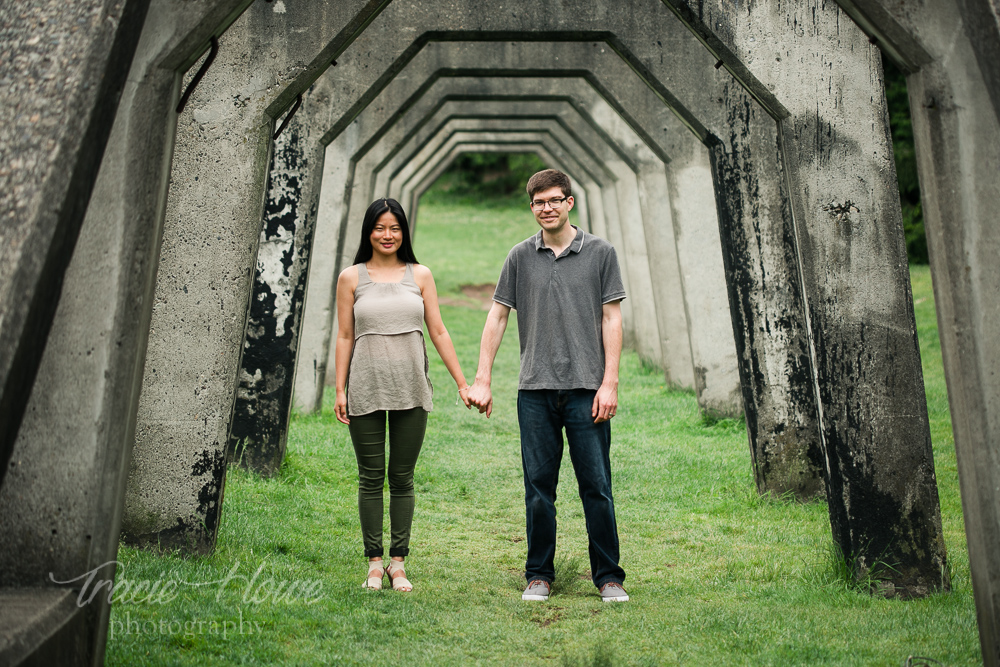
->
[334, 198, 470, 592]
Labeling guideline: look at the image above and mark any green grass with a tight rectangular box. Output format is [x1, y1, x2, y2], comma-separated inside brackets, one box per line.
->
[105, 200, 979, 665]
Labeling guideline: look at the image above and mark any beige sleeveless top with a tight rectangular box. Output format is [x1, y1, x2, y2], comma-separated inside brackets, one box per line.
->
[347, 263, 433, 416]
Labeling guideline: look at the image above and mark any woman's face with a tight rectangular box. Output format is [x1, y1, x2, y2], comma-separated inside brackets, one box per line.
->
[370, 210, 403, 258]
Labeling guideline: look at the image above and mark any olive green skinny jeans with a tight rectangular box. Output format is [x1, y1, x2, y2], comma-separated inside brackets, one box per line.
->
[348, 407, 427, 558]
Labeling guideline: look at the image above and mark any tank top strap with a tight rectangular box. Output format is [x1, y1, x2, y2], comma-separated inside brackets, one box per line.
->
[356, 262, 371, 285]
[403, 262, 414, 284]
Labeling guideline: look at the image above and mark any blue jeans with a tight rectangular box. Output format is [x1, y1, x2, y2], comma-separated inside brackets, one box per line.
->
[517, 389, 626, 589]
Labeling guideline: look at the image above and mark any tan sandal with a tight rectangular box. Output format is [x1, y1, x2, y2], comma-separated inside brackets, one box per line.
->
[363, 559, 385, 590]
[386, 559, 413, 592]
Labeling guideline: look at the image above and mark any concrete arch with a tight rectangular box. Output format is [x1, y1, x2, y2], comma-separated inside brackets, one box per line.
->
[299, 39, 736, 409]
[296, 79, 696, 418]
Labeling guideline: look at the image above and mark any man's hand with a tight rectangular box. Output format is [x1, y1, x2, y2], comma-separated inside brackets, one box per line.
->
[467, 380, 494, 418]
[592, 382, 618, 423]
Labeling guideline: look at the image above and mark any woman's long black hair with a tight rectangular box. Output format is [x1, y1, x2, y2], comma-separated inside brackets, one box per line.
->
[352, 198, 419, 265]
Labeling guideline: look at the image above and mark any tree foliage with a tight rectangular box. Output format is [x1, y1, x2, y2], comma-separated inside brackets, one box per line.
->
[884, 56, 928, 264]
[427, 152, 549, 204]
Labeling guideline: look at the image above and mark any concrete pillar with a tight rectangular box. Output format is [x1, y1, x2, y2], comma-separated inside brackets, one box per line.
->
[122, 0, 382, 553]
[227, 102, 326, 476]
[0, 3, 252, 664]
[122, 11, 272, 554]
[709, 83, 824, 498]
[836, 0, 1000, 655]
[293, 125, 361, 413]
[666, 142, 743, 418]
[0, 0, 150, 487]
[678, 0, 949, 594]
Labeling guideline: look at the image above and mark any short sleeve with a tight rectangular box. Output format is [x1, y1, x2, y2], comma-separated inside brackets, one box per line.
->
[601, 246, 627, 304]
[493, 247, 518, 308]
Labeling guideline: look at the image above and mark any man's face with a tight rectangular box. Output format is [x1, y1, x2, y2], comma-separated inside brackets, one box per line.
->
[529, 186, 574, 234]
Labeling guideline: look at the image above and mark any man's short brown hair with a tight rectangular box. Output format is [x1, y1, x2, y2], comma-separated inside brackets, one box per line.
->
[526, 169, 572, 200]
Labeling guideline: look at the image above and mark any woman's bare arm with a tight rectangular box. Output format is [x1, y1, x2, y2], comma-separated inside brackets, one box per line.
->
[414, 264, 470, 407]
[334, 266, 359, 424]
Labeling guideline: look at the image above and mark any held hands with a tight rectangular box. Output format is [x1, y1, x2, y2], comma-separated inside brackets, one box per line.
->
[592, 382, 618, 423]
[466, 380, 494, 418]
[458, 385, 472, 409]
[335, 389, 350, 425]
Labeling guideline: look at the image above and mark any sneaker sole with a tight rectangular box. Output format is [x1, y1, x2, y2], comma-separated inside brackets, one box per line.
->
[601, 594, 629, 602]
[521, 593, 549, 601]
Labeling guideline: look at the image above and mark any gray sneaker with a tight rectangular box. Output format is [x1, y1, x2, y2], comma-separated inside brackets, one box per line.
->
[599, 582, 629, 602]
[522, 579, 551, 601]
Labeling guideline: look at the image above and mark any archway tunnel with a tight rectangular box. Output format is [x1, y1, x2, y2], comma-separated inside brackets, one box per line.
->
[1, 0, 998, 664]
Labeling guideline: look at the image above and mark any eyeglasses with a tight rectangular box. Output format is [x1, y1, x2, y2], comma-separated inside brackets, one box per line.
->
[530, 196, 568, 210]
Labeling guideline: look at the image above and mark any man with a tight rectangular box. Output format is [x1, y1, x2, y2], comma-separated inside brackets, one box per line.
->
[467, 169, 629, 603]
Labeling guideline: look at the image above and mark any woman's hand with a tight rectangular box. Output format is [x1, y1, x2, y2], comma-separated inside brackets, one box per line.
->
[458, 385, 472, 409]
[335, 389, 350, 425]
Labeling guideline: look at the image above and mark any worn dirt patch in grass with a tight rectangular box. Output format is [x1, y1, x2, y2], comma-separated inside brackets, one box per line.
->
[439, 283, 496, 310]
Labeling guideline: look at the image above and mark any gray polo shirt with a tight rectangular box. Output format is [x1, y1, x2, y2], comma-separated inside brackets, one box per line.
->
[493, 226, 626, 390]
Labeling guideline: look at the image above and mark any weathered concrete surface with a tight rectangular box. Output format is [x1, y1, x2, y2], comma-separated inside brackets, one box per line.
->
[123, 11, 272, 554]
[671, 0, 949, 594]
[123, 0, 383, 554]
[0, 2, 254, 664]
[0, 0, 258, 664]
[293, 125, 359, 413]
[0, 0, 150, 487]
[667, 140, 742, 418]
[228, 106, 325, 477]
[710, 82, 823, 498]
[837, 0, 1000, 657]
[0, 590, 87, 666]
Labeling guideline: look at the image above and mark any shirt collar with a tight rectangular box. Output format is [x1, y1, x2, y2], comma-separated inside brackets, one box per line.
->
[534, 225, 585, 254]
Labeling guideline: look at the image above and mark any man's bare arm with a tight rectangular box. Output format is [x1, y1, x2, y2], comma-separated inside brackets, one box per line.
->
[467, 301, 511, 417]
[593, 300, 622, 423]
